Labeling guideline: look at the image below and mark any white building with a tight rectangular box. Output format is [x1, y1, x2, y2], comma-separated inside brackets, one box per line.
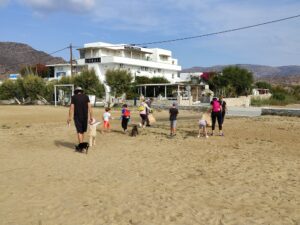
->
[47, 42, 182, 98]
[46, 63, 86, 80]
[77, 42, 182, 83]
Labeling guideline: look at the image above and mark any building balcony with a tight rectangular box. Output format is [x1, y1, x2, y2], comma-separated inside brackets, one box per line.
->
[91, 56, 181, 71]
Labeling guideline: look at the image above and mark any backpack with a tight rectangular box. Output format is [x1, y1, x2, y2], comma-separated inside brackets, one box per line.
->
[138, 105, 145, 112]
[124, 109, 130, 117]
[212, 100, 221, 112]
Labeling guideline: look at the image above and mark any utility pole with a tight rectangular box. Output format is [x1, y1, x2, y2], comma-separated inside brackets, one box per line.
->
[70, 43, 73, 76]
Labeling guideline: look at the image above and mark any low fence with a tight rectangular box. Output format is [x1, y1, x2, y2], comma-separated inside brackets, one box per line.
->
[261, 108, 300, 117]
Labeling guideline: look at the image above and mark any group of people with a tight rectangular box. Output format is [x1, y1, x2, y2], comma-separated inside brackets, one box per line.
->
[167, 96, 226, 138]
[67, 87, 227, 151]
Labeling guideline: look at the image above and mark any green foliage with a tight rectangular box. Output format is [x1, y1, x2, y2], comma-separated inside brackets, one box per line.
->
[19, 64, 49, 78]
[44, 80, 57, 102]
[0, 75, 45, 100]
[251, 96, 297, 106]
[150, 77, 169, 84]
[105, 69, 133, 95]
[251, 84, 298, 106]
[272, 92, 286, 101]
[135, 76, 170, 84]
[22, 75, 46, 100]
[73, 69, 104, 98]
[0, 69, 105, 102]
[291, 85, 300, 100]
[135, 76, 151, 84]
[58, 76, 73, 85]
[208, 66, 254, 97]
[0, 79, 18, 100]
[255, 81, 272, 90]
[222, 66, 254, 96]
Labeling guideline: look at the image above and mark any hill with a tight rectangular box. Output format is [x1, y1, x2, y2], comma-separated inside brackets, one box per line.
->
[182, 64, 300, 77]
[0, 42, 66, 78]
[182, 64, 300, 85]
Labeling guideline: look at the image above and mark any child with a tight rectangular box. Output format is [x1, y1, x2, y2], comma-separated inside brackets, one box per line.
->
[121, 104, 130, 133]
[89, 118, 101, 146]
[102, 107, 112, 132]
[198, 112, 209, 138]
[169, 102, 179, 136]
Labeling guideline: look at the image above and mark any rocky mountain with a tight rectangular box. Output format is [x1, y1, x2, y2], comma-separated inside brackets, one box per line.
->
[182, 64, 300, 77]
[0, 42, 66, 77]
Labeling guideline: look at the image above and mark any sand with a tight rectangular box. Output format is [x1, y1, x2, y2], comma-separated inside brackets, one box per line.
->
[0, 105, 299, 225]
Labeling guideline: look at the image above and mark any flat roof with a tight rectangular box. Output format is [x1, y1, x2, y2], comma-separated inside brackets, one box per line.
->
[77, 45, 153, 54]
[46, 63, 86, 67]
[136, 83, 204, 87]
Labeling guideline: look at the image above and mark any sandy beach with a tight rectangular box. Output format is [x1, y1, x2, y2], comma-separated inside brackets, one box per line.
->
[0, 105, 299, 225]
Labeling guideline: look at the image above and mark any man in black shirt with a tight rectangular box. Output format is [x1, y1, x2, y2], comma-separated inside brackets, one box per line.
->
[219, 95, 227, 125]
[67, 87, 94, 147]
[169, 102, 179, 136]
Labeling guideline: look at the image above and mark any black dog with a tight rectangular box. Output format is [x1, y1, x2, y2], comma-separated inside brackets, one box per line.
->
[131, 125, 139, 137]
[75, 142, 89, 154]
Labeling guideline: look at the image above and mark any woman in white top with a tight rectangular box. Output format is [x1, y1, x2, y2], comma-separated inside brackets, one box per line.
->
[138, 101, 150, 128]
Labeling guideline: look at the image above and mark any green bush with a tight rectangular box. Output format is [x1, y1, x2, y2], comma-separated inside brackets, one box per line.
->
[73, 69, 104, 98]
[251, 94, 297, 106]
[105, 69, 133, 96]
[22, 75, 46, 100]
[0, 79, 19, 100]
[208, 66, 254, 97]
[255, 81, 272, 90]
[44, 80, 58, 102]
[272, 92, 285, 101]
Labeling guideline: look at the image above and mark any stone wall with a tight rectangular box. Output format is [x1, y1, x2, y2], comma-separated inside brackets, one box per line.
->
[224, 96, 251, 107]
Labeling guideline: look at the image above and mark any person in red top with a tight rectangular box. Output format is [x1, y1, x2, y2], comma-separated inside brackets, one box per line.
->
[210, 97, 223, 136]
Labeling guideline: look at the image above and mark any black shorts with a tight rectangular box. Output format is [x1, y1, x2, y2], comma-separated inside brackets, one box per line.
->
[74, 117, 88, 133]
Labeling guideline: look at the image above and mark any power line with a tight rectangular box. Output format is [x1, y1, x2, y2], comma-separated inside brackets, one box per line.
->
[2, 14, 300, 70]
[133, 14, 300, 46]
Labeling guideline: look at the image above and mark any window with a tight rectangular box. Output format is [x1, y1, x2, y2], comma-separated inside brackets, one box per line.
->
[56, 72, 66, 78]
[172, 74, 174, 79]
[85, 58, 101, 63]
[119, 64, 124, 68]
[177, 73, 180, 78]
[79, 50, 85, 59]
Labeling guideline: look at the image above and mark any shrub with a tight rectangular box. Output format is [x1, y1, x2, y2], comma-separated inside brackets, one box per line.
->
[105, 69, 132, 96]
[271, 92, 286, 101]
[22, 75, 46, 100]
[255, 81, 272, 90]
[0, 79, 19, 100]
[73, 69, 104, 98]
[44, 80, 58, 102]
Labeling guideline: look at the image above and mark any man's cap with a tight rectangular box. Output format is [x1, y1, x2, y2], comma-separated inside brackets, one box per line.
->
[75, 87, 83, 91]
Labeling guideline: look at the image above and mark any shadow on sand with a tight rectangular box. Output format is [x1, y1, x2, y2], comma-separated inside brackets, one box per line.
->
[54, 140, 75, 150]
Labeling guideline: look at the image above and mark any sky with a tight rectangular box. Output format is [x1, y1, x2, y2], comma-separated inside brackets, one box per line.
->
[0, 0, 300, 69]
